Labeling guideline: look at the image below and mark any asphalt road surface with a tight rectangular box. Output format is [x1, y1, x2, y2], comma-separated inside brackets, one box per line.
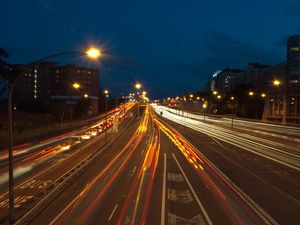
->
[23, 104, 291, 225]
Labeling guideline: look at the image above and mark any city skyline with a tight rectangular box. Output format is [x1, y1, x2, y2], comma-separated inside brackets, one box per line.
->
[2, 0, 300, 98]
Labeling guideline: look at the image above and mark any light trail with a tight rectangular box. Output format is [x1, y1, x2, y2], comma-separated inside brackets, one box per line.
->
[49, 104, 149, 225]
[167, 107, 300, 138]
[153, 105, 300, 171]
[117, 106, 161, 225]
[152, 105, 278, 225]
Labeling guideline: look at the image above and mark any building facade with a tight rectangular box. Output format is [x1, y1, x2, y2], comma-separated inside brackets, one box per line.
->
[12, 63, 99, 115]
[209, 68, 245, 96]
[261, 35, 300, 123]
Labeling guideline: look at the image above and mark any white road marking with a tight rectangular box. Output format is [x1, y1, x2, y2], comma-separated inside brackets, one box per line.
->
[161, 153, 167, 225]
[132, 166, 137, 174]
[167, 173, 184, 182]
[0, 139, 96, 199]
[172, 153, 213, 225]
[168, 213, 206, 225]
[167, 189, 193, 203]
[108, 204, 118, 221]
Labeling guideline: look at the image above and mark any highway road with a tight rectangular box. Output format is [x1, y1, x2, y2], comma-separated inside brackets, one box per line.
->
[168, 107, 300, 139]
[1, 103, 299, 224]
[0, 103, 134, 223]
[154, 104, 300, 224]
[24, 105, 281, 225]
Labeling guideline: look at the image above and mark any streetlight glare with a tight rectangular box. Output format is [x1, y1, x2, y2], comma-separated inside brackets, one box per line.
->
[86, 47, 101, 59]
[104, 89, 109, 94]
[230, 96, 235, 100]
[217, 95, 221, 99]
[261, 93, 266, 98]
[273, 80, 281, 86]
[84, 93, 89, 98]
[72, 82, 81, 89]
[213, 91, 218, 95]
[135, 83, 142, 89]
[249, 91, 254, 96]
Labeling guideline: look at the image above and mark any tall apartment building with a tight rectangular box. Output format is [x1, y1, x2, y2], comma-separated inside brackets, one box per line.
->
[209, 68, 245, 96]
[12, 63, 99, 115]
[287, 35, 300, 85]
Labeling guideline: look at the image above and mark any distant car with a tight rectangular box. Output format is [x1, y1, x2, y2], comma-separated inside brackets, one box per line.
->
[90, 129, 98, 136]
[69, 136, 82, 144]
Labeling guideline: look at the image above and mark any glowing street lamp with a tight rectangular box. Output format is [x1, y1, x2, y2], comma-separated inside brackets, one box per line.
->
[217, 95, 221, 99]
[249, 91, 254, 96]
[135, 83, 142, 89]
[86, 47, 101, 59]
[273, 79, 281, 86]
[84, 93, 89, 98]
[190, 94, 194, 98]
[213, 91, 218, 95]
[261, 93, 266, 98]
[103, 89, 109, 144]
[72, 82, 81, 89]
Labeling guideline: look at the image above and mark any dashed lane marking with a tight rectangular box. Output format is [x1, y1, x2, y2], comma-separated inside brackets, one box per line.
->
[172, 153, 213, 225]
[108, 204, 118, 221]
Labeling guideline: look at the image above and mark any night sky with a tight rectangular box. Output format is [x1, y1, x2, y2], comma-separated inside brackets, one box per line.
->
[1, 0, 300, 98]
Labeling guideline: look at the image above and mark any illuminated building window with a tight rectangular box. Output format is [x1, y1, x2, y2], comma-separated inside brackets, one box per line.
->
[290, 47, 299, 52]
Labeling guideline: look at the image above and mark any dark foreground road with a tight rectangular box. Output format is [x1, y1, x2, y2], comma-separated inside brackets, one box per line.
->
[25, 105, 284, 225]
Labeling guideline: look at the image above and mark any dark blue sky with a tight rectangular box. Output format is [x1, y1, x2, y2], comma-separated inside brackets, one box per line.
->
[1, 0, 300, 98]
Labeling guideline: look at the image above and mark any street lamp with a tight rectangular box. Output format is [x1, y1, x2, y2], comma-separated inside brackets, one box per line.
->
[70, 82, 81, 120]
[261, 93, 266, 98]
[104, 89, 109, 144]
[230, 96, 235, 129]
[6, 46, 101, 223]
[249, 91, 254, 96]
[84, 93, 89, 98]
[135, 83, 142, 117]
[135, 82, 142, 90]
[86, 47, 101, 59]
[273, 79, 281, 86]
[72, 82, 81, 89]
[203, 102, 207, 121]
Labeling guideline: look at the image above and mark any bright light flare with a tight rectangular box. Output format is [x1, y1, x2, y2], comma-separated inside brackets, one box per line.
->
[135, 83, 142, 89]
[86, 47, 101, 59]
[72, 82, 81, 89]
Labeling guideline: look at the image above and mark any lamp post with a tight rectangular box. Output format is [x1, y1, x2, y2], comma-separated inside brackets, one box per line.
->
[6, 47, 101, 223]
[135, 82, 142, 117]
[104, 89, 109, 144]
[70, 82, 81, 120]
[230, 96, 235, 129]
